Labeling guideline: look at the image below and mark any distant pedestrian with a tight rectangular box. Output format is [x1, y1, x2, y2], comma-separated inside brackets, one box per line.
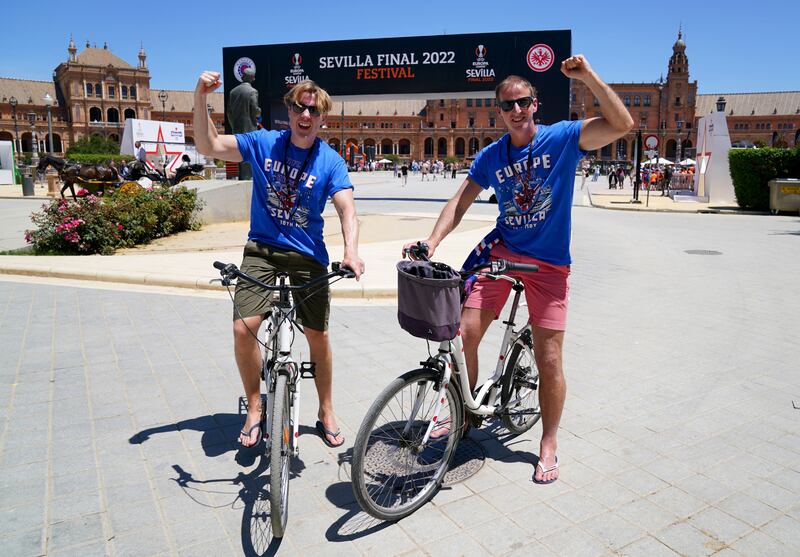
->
[401, 163, 408, 186]
[592, 165, 599, 181]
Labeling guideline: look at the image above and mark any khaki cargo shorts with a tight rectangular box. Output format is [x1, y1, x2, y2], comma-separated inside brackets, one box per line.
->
[233, 240, 330, 331]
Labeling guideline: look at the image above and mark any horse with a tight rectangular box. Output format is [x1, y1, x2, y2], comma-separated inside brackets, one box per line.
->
[36, 155, 119, 200]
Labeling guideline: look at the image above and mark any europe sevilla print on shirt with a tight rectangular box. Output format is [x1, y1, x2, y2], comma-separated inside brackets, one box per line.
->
[264, 156, 312, 228]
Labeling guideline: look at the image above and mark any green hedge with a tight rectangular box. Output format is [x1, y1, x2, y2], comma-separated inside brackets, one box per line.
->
[65, 153, 131, 165]
[729, 147, 800, 210]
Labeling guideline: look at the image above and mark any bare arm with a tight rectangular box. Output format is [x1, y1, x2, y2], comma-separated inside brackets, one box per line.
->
[560, 55, 634, 151]
[193, 71, 242, 162]
[331, 188, 365, 280]
[402, 177, 482, 258]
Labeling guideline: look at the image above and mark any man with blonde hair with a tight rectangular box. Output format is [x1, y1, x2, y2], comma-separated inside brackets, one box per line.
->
[194, 72, 364, 449]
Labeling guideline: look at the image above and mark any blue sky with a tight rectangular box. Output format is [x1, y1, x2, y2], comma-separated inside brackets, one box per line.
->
[2, 0, 795, 95]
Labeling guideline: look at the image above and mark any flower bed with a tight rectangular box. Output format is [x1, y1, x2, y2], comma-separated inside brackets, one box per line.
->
[25, 185, 203, 255]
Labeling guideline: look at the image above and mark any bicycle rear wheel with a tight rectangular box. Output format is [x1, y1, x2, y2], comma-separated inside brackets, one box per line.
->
[269, 373, 291, 537]
[351, 367, 463, 521]
[500, 335, 541, 434]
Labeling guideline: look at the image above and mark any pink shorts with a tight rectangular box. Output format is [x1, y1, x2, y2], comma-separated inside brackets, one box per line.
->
[463, 243, 570, 331]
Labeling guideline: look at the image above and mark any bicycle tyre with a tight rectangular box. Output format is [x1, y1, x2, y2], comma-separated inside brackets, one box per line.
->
[351, 367, 464, 521]
[500, 336, 541, 434]
[269, 373, 291, 537]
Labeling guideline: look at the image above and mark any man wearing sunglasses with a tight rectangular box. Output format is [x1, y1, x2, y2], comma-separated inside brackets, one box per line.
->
[194, 72, 365, 450]
[404, 55, 633, 484]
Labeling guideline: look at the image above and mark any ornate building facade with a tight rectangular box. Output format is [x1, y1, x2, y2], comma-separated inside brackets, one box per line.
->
[0, 38, 223, 159]
[1, 34, 797, 165]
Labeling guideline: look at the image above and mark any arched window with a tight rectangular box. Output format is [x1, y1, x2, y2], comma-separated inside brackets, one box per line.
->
[398, 139, 411, 155]
[124, 108, 136, 120]
[130, 86, 137, 99]
[89, 107, 103, 122]
[455, 137, 465, 156]
[380, 138, 393, 155]
[469, 137, 479, 155]
[121, 85, 128, 98]
[600, 144, 612, 158]
[107, 107, 120, 123]
[424, 137, 433, 157]
[94, 83, 102, 97]
[665, 139, 677, 160]
[483, 137, 493, 147]
[437, 137, 447, 157]
[86, 83, 93, 96]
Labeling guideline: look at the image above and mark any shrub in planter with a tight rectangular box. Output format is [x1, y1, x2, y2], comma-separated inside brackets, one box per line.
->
[25, 185, 203, 255]
[25, 195, 123, 255]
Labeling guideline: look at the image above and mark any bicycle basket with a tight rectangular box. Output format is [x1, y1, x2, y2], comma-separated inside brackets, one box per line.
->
[397, 260, 462, 342]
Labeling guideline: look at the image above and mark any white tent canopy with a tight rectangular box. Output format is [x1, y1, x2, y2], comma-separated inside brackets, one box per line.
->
[641, 157, 674, 166]
[377, 158, 393, 163]
[679, 158, 696, 165]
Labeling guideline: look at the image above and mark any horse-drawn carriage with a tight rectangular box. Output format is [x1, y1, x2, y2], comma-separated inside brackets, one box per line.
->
[36, 155, 205, 200]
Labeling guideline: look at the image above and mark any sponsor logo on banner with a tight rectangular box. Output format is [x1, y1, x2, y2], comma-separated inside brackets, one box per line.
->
[286, 53, 311, 86]
[467, 43, 496, 82]
[526, 44, 554, 72]
[233, 57, 256, 82]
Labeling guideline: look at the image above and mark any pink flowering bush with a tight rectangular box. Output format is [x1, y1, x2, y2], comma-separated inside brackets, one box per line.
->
[25, 185, 202, 255]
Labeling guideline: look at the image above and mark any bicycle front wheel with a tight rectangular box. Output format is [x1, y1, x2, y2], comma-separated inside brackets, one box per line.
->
[269, 373, 291, 537]
[500, 336, 541, 434]
[351, 367, 464, 521]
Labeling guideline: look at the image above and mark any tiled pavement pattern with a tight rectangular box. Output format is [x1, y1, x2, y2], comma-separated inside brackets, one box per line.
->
[1, 208, 799, 556]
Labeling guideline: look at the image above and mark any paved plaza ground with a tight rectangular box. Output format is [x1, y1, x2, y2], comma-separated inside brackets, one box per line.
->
[1, 173, 799, 556]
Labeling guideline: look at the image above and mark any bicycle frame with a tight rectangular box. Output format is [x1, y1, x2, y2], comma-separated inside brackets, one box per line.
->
[262, 274, 301, 457]
[417, 275, 529, 445]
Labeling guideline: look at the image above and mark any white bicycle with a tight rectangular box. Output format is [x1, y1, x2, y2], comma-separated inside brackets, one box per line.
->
[213, 260, 354, 537]
[351, 245, 541, 520]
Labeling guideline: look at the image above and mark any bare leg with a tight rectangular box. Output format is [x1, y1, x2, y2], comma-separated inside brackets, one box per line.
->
[460, 307, 496, 390]
[531, 326, 566, 483]
[234, 315, 265, 447]
[304, 327, 342, 446]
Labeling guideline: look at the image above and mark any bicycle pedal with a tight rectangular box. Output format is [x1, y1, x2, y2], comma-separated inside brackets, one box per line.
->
[299, 361, 316, 379]
[238, 396, 247, 414]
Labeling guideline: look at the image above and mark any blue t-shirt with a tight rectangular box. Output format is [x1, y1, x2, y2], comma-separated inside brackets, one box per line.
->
[468, 121, 585, 265]
[236, 129, 353, 267]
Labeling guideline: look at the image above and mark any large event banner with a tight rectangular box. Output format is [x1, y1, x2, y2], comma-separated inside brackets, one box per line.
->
[222, 30, 572, 130]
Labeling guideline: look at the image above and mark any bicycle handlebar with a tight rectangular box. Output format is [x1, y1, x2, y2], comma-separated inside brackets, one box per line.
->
[213, 260, 354, 290]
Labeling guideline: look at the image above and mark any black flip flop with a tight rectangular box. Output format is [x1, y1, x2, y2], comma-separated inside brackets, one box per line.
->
[316, 420, 344, 448]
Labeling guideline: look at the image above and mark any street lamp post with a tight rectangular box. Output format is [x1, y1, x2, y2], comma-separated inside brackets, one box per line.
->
[158, 89, 168, 121]
[675, 120, 683, 165]
[28, 113, 39, 168]
[9, 96, 19, 160]
[43, 93, 54, 154]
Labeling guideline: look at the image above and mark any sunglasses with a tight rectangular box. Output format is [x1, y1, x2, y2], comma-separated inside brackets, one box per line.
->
[499, 96, 535, 112]
[290, 102, 321, 116]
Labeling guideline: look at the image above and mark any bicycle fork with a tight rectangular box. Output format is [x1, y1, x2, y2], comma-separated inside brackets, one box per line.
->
[404, 359, 453, 446]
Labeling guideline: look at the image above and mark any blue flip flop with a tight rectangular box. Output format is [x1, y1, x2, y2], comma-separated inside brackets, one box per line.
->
[239, 422, 261, 447]
[316, 420, 345, 448]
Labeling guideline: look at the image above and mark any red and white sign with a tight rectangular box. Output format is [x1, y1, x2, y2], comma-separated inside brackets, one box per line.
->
[644, 134, 659, 150]
[526, 44, 554, 72]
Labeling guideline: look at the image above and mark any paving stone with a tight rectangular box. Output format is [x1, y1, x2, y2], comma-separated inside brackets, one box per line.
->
[0, 527, 44, 557]
[579, 512, 646, 550]
[687, 507, 752, 545]
[654, 520, 723, 556]
[540, 524, 609, 557]
[0, 503, 45, 537]
[617, 535, 681, 556]
[111, 527, 171, 556]
[729, 529, 796, 557]
[48, 513, 105, 552]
